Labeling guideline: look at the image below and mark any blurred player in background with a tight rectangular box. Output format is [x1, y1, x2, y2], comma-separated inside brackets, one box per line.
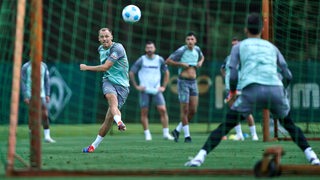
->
[185, 13, 320, 167]
[220, 37, 258, 141]
[130, 41, 174, 141]
[166, 32, 205, 143]
[21, 60, 56, 143]
[80, 28, 129, 153]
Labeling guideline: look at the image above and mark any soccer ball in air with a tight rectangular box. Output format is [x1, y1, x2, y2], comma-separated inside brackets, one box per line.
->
[122, 5, 141, 23]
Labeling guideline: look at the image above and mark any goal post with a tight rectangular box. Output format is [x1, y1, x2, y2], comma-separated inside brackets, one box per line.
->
[28, 0, 43, 169]
[261, 0, 273, 142]
[261, 0, 320, 142]
[6, 0, 43, 175]
[6, 0, 26, 175]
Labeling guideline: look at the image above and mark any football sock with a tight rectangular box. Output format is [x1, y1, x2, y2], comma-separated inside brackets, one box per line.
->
[250, 125, 257, 136]
[92, 135, 104, 149]
[195, 149, 207, 162]
[113, 115, 122, 124]
[163, 128, 169, 136]
[234, 124, 243, 137]
[304, 147, 319, 162]
[44, 129, 50, 139]
[176, 122, 183, 132]
[183, 125, 190, 138]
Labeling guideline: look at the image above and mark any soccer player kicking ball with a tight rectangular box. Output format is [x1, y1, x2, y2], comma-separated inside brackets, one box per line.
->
[129, 41, 174, 141]
[21, 60, 56, 143]
[220, 37, 258, 141]
[80, 28, 129, 153]
[166, 32, 205, 143]
[185, 13, 320, 167]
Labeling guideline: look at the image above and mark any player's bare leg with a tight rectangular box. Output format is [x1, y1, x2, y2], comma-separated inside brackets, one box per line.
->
[180, 103, 189, 126]
[98, 108, 114, 137]
[83, 108, 114, 153]
[181, 102, 192, 142]
[171, 103, 188, 142]
[246, 114, 258, 140]
[157, 105, 174, 140]
[83, 93, 125, 153]
[183, 96, 198, 142]
[178, 96, 198, 143]
[105, 93, 126, 131]
[42, 105, 55, 143]
[188, 96, 198, 122]
[141, 107, 151, 140]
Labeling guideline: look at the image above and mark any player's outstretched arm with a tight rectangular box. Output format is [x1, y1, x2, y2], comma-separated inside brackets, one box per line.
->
[276, 49, 292, 88]
[228, 44, 240, 91]
[80, 60, 114, 72]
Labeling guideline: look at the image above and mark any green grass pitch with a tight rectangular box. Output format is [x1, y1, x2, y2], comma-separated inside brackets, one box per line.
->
[0, 123, 320, 179]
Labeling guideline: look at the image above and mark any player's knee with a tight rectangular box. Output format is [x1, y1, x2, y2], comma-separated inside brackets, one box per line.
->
[105, 93, 117, 102]
[188, 108, 197, 116]
[42, 111, 48, 119]
[141, 108, 149, 117]
[181, 106, 189, 114]
[157, 106, 167, 115]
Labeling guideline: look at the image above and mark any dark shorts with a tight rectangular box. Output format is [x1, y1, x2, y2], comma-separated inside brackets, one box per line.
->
[177, 78, 198, 103]
[102, 79, 129, 109]
[231, 84, 290, 119]
[140, 92, 166, 108]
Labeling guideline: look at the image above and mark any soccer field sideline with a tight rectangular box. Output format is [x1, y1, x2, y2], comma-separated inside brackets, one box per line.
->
[1, 123, 320, 179]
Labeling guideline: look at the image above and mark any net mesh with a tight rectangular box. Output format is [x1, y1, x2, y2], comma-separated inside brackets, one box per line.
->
[0, 0, 320, 172]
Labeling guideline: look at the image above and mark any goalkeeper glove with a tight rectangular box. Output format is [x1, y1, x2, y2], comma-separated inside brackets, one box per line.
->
[224, 90, 240, 107]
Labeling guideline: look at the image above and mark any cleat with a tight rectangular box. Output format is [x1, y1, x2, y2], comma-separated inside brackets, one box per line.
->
[163, 134, 174, 141]
[82, 145, 95, 153]
[234, 134, 244, 141]
[171, 129, 180, 142]
[44, 138, 56, 143]
[184, 157, 203, 167]
[252, 134, 259, 141]
[145, 134, 152, 141]
[117, 121, 126, 131]
[184, 136, 192, 143]
[310, 158, 320, 165]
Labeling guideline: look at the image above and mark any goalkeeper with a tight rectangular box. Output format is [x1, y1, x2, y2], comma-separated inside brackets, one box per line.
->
[185, 13, 320, 167]
[220, 37, 258, 141]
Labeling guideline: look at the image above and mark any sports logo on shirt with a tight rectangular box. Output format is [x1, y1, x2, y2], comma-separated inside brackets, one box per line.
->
[110, 52, 118, 60]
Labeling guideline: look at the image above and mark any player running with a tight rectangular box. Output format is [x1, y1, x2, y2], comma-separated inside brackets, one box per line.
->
[129, 41, 174, 141]
[166, 32, 205, 143]
[21, 60, 56, 143]
[220, 37, 258, 141]
[80, 28, 129, 153]
[185, 13, 320, 166]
